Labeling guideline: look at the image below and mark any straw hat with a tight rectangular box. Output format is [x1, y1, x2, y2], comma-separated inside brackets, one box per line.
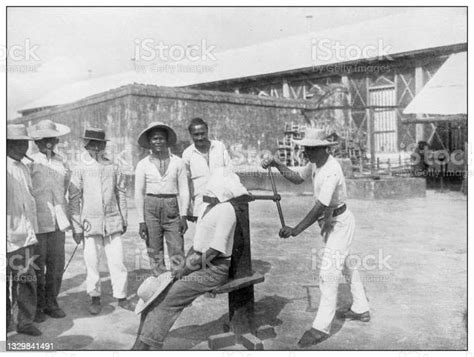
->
[134, 272, 174, 314]
[137, 122, 177, 149]
[82, 128, 109, 142]
[28, 120, 70, 139]
[292, 128, 338, 147]
[7, 124, 33, 140]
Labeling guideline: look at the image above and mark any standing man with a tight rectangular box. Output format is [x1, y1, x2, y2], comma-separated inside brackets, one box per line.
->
[261, 128, 370, 347]
[69, 128, 130, 315]
[135, 122, 189, 276]
[28, 120, 71, 322]
[182, 117, 231, 221]
[7, 124, 41, 336]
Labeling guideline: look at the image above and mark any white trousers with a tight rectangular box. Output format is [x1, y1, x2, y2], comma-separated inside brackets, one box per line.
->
[84, 232, 128, 299]
[312, 210, 370, 334]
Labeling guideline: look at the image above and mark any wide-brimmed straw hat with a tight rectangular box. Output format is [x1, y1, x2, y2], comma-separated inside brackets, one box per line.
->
[7, 124, 33, 140]
[134, 272, 174, 314]
[82, 128, 109, 142]
[137, 122, 177, 149]
[292, 128, 338, 147]
[28, 120, 70, 139]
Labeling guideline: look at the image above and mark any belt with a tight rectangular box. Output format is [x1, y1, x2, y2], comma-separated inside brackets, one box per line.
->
[332, 204, 346, 217]
[146, 194, 177, 198]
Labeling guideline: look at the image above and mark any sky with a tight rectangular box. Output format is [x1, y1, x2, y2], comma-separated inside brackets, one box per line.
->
[6, 7, 412, 119]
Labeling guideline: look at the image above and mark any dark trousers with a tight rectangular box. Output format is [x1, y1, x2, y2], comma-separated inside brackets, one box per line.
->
[34, 231, 65, 311]
[137, 257, 230, 348]
[144, 196, 184, 275]
[7, 246, 37, 330]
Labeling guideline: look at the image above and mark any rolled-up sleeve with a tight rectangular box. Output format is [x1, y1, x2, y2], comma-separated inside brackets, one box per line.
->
[134, 161, 146, 223]
[177, 160, 190, 216]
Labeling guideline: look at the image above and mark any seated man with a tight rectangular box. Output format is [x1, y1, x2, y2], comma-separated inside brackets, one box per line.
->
[133, 168, 248, 350]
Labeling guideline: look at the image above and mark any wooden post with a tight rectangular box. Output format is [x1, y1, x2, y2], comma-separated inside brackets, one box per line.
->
[359, 155, 363, 173]
[387, 158, 392, 176]
[377, 157, 380, 170]
[227, 202, 256, 334]
[367, 107, 376, 174]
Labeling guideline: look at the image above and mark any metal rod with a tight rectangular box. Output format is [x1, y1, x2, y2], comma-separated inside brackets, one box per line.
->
[268, 168, 285, 228]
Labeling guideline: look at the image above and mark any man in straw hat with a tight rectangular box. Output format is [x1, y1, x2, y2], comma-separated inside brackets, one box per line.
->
[68, 127, 130, 315]
[132, 168, 248, 350]
[262, 127, 370, 347]
[7, 124, 41, 336]
[27, 120, 71, 322]
[135, 122, 189, 276]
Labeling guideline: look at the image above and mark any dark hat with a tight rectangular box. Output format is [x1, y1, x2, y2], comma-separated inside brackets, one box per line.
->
[7, 124, 33, 140]
[82, 128, 109, 142]
[137, 122, 177, 149]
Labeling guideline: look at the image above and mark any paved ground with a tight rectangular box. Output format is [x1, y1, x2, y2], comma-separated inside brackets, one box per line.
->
[7, 190, 467, 350]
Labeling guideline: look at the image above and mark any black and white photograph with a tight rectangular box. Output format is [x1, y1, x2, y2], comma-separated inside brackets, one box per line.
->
[4, 4, 469, 352]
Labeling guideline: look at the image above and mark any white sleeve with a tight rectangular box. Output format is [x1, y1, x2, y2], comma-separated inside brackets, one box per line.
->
[317, 173, 339, 206]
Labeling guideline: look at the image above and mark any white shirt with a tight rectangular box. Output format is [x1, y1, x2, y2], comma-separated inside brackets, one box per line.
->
[7, 157, 38, 253]
[182, 140, 231, 216]
[135, 154, 190, 221]
[299, 155, 347, 207]
[193, 202, 236, 258]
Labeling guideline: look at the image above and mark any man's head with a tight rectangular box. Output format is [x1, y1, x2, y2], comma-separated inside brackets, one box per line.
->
[7, 140, 29, 161]
[82, 127, 109, 160]
[7, 124, 32, 160]
[302, 145, 329, 163]
[85, 139, 107, 159]
[147, 128, 169, 154]
[188, 117, 209, 150]
[35, 137, 59, 153]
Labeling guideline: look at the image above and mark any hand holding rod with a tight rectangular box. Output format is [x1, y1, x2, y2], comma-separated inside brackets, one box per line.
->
[268, 167, 285, 228]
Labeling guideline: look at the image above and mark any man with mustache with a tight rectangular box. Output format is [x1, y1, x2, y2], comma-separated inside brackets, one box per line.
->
[182, 117, 231, 222]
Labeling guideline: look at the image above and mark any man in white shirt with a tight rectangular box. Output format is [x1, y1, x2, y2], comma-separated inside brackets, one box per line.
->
[133, 168, 248, 350]
[7, 124, 41, 336]
[28, 120, 71, 322]
[262, 128, 370, 347]
[135, 122, 189, 276]
[182, 117, 231, 221]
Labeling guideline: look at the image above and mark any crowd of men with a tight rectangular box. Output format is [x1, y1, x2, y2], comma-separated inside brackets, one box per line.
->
[7, 117, 370, 349]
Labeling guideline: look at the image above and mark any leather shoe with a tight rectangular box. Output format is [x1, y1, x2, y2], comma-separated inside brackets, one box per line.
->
[88, 297, 101, 315]
[44, 307, 66, 318]
[17, 325, 42, 336]
[34, 310, 47, 323]
[298, 328, 329, 347]
[118, 298, 134, 311]
[339, 309, 370, 322]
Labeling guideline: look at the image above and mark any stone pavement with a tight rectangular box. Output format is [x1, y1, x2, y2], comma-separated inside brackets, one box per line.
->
[6, 190, 467, 350]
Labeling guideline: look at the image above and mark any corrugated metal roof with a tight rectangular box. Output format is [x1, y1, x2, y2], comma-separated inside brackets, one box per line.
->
[403, 51, 466, 116]
[21, 7, 466, 112]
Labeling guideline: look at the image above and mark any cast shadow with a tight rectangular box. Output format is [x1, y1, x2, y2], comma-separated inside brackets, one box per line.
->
[167, 294, 291, 347]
